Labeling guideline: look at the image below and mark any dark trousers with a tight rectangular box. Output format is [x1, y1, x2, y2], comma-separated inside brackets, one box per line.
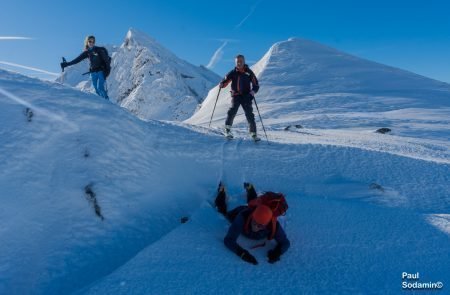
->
[216, 185, 258, 222]
[225, 94, 257, 133]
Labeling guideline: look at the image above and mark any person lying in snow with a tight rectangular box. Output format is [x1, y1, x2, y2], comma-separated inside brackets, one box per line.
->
[215, 182, 290, 265]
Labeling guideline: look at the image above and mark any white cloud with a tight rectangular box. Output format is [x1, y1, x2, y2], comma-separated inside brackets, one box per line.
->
[0, 61, 59, 76]
[0, 36, 33, 40]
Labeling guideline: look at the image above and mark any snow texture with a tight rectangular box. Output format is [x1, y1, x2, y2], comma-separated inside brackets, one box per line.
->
[1, 36, 450, 295]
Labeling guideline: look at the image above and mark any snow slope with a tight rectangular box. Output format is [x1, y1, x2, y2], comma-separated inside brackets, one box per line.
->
[1, 36, 450, 295]
[0, 69, 220, 294]
[58, 28, 220, 121]
[80, 132, 450, 294]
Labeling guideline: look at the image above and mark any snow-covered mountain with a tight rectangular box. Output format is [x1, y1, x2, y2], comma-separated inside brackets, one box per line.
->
[188, 38, 450, 141]
[58, 28, 220, 121]
[1, 36, 450, 294]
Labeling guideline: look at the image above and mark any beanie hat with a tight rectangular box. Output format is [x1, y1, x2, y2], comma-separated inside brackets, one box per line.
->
[252, 205, 273, 225]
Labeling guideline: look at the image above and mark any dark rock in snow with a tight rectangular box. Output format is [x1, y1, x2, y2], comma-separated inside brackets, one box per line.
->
[369, 183, 385, 192]
[376, 128, 391, 134]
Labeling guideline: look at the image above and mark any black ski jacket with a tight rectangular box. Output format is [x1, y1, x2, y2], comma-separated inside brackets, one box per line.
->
[220, 64, 259, 97]
[66, 46, 110, 73]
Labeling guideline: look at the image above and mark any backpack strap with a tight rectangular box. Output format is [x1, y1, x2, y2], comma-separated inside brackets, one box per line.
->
[268, 217, 277, 240]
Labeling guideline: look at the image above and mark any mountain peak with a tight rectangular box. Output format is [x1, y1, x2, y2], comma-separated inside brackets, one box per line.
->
[124, 28, 159, 48]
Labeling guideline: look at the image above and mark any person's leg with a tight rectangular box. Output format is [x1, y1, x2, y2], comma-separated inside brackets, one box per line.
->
[91, 72, 100, 96]
[215, 183, 248, 222]
[225, 206, 248, 222]
[224, 96, 242, 129]
[241, 95, 257, 133]
[215, 182, 228, 216]
[96, 71, 109, 99]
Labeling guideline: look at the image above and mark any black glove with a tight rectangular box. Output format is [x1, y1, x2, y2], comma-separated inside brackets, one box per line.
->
[267, 246, 281, 264]
[219, 82, 224, 88]
[240, 250, 258, 265]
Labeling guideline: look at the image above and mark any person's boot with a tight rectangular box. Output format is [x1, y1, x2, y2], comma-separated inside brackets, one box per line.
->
[224, 125, 233, 139]
[250, 132, 261, 142]
[215, 182, 227, 215]
[243, 182, 253, 191]
[244, 182, 257, 202]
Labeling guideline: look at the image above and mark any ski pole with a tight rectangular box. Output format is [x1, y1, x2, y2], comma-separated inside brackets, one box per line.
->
[253, 97, 269, 144]
[60, 57, 67, 84]
[209, 87, 222, 128]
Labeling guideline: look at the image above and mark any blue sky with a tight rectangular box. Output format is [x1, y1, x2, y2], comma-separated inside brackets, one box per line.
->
[1, 0, 449, 82]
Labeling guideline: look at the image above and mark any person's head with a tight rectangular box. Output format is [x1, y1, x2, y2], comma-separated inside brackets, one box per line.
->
[235, 54, 245, 70]
[250, 205, 273, 232]
[84, 35, 96, 49]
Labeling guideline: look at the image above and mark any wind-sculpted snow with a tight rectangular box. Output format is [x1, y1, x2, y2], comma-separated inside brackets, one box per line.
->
[1, 34, 450, 294]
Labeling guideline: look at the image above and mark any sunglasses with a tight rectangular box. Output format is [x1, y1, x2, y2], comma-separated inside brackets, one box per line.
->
[88, 40, 95, 44]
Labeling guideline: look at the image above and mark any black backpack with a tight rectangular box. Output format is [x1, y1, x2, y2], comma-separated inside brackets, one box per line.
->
[97, 47, 111, 78]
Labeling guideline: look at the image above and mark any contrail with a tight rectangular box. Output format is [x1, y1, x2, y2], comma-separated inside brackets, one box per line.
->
[0, 36, 33, 40]
[0, 61, 59, 76]
[207, 0, 263, 69]
[0, 87, 79, 132]
[206, 41, 228, 69]
[234, 0, 263, 30]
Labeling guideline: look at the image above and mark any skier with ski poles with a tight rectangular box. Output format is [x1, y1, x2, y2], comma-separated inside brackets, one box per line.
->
[60, 35, 111, 99]
[218, 54, 260, 141]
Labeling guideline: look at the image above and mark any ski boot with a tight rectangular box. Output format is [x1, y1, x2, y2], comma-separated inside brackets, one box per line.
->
[224, 125, 234, 139]
[250, 132, 261, 142]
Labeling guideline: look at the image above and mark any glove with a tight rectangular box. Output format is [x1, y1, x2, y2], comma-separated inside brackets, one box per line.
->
[267, 247, 281, 264]
[60, 61, 68, 70]
[219, 82, 224, 88]
[250, 90, 255, 98]
[240, 250, 258, 265]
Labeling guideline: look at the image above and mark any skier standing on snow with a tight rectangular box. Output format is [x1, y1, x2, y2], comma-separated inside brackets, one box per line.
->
[60, 35, 111, 99]
[219, 54, 260, 141]
[215, 182, 290, 265]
